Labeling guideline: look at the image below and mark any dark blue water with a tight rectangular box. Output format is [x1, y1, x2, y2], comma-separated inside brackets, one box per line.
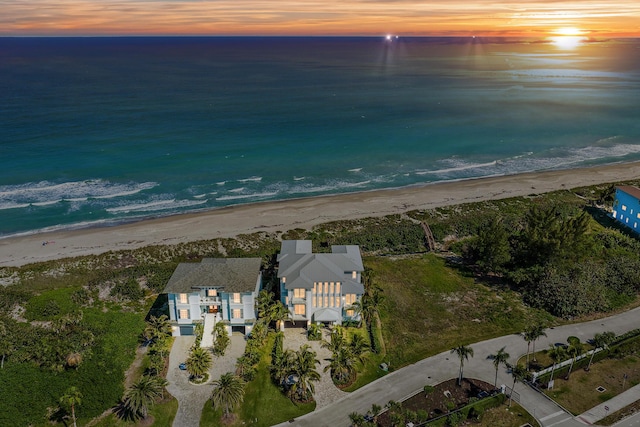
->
[1, 37, 639, 237]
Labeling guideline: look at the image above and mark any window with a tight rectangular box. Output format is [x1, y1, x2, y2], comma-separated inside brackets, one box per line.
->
[345, 294, 356, 305]
[329, 282, 334, 295]
[179, 309, 189, 319]
[179, 293, 188, 304]
[329, 296, 333, 307]
[207, 289, 217, 297]
[313, 282, 317, 293]
[233, 309, 242, 319]
[637, 213, 640, 219]
[352, 271, 357, 279]
[622, 204, 628, 211]
[346, 309, 354, 317]
[313, 296, 317, 308]
[324, 296, 329, 307]
[335, 282, 341, 294]
[294, 288, 305, 299]
[233, 293, 241, 303]
[335, 296, 340, 307]
[294, 304, 306, 315]
[324, 282, 329, 294]
[282, 277, 286, 283]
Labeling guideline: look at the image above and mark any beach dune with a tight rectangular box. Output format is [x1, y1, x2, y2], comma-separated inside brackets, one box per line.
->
[2, 162, 639, 267]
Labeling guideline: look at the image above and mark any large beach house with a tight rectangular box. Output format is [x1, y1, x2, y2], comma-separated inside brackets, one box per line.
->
[612, 186, 640, 234]
[277, 240, 365, 327]
[163, 258, 262, 339]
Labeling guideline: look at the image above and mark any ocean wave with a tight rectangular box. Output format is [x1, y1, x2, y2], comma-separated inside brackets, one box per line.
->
[416, 160, 500, 176]
[0, 202, 30, 210]
[228, 187, 245, 193]
[106, 198, 207, 214]
[216, 191, 278, 201]
[293, 176, 306, 181]
[348, 168, 363, 173]
[0, 180, 158, 206]
[237, 176, 262, 183]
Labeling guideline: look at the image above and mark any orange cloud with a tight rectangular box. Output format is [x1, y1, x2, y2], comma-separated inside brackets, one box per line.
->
[1, 0, 638, 36]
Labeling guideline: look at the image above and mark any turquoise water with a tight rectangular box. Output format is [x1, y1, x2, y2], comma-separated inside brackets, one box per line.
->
[1, 37, 639, 237]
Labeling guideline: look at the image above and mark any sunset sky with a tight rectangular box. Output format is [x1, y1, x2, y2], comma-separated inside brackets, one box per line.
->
[2, 0, 639, 37]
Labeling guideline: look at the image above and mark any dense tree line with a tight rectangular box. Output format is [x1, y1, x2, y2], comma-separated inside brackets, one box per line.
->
[463, 204, 640, 318]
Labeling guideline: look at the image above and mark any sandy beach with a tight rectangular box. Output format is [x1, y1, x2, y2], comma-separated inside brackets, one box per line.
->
[2, 162, 640, 267]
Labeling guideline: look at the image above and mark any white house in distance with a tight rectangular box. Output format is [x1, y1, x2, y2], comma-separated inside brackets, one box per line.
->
[163, 258, 262, 339]
[277, 240, 365, 327]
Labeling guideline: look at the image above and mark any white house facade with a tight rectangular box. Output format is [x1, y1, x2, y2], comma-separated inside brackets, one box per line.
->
[277, 240, 364, 327]
[163, 258, 262, 337]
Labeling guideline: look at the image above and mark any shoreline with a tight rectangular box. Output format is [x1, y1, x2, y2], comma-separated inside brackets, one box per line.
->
[2, 161, 640, 267]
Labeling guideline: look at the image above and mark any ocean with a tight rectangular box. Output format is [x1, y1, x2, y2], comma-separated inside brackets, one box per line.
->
[1, 37, 639, 238]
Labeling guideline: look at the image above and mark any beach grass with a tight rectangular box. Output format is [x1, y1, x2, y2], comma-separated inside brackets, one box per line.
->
[368, 253, 552, 368]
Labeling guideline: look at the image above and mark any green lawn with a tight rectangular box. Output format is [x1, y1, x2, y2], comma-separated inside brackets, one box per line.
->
[544, 355, 640, 415]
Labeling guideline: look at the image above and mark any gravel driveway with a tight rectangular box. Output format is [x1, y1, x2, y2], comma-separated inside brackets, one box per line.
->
[282, 327, 349, 409]
[166, 334, 246, 427]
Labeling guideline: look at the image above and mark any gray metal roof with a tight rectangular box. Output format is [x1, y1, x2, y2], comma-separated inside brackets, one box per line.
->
[277, 240, 364, 293]
[163, 258, 261, 294]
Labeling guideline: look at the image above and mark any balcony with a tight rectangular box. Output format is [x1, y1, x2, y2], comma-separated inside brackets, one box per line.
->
[201, 296, 221, 304]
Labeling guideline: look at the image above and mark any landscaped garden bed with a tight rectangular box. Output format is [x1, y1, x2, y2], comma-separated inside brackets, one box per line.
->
[376, 378, 498, 426]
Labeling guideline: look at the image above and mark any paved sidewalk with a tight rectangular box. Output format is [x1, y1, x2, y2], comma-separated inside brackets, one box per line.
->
[578, 384, 640, 425]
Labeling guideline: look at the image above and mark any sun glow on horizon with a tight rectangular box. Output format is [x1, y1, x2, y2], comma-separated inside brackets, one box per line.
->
[548, 27, 587, 49]
[552, 27, 586, 36]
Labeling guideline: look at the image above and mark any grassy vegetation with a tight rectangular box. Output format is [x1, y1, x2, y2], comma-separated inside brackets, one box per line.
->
[478, 402, 540, 427]
[89, 396, 178, 427]
[544, 355, 640, 415]
[3, 181, 640, 425]
[367, 254, 552, 368]
[0, 304, 146, 426]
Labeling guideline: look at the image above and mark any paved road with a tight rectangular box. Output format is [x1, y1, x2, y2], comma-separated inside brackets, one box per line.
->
[275, 306, 640, 427]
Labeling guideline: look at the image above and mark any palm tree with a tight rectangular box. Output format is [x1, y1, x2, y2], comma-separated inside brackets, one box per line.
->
[565, 336, 583, 379]
[250, 319, 268, 345]
[529, 323, 547, 364]
[122, 375, 164, 420]
[289, 344, 321, 402]
[586, 331, 615, 371]
[349, 333, 370, 363]
[269, 301, 291, 331]
[523, 328, 535, 370]
[271, 348, 295, 388]
[59, 386, 82, 427]
[523, 323, 547, 370]
[507, 364, 528, 407]
[211, 372, 245, 419]
[324, 345, 357, 384]
[322, 325, 346, 354]
[186, 346, 213, 380]
[547, 344, 566, 387]
[143, 315, 172, 344]
[489, 346, 510, 387]
[256, 290, 275, 321]
[451, 345, 474, 386]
